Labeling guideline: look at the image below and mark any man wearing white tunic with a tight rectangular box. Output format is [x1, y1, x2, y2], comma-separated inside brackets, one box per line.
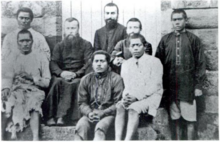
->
[2, 7, 50, 61]
[115, 34, 163, 140]
[2, 29, 51, 140]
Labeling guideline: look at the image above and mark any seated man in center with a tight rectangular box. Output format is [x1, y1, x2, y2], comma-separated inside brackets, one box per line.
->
[75, 50, 124, 141]
[115, 33, 163, 140]
[44, 17, 93, 125]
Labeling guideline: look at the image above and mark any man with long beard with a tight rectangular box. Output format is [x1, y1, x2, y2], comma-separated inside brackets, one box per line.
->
[94, 2, 127, 54]
[44, 18, 93, 126]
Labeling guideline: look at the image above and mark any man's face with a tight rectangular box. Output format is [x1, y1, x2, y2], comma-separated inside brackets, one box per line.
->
[64, 21, 79, 39]
[104, 6, 118, 28]
[126, 21, 141, 35]
[17, 12, 32, 29]
[17, 33, 33, 54]
[129, 38, 145, 58]
[171, 13, 186, 32]
[92, 54, 108, 73]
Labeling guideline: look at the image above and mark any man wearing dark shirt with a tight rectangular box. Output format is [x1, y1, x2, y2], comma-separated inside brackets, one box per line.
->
[74, 50, 124, 140]
[94, 3, 127, 54]
[155, 9, 206, 140]
[44, 17, 93, 126]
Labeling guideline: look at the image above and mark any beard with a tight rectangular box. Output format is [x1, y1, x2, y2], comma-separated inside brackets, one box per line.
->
[64, 33, 82, 47]
[105, 18, 118, 29]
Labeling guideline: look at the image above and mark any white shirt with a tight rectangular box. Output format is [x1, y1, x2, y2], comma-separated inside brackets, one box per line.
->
[121, 53, 163, 100]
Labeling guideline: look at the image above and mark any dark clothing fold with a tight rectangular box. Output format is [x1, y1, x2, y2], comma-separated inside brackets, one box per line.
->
[45, 37, 93, 121]
[94, 23, 127, 54]
[78, 71, 124, 117]
[155, 31, 206, 103]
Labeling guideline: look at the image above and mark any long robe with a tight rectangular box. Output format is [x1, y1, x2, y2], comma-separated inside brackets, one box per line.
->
[155, 31, 206, 103]
[44, 36, 93, 122]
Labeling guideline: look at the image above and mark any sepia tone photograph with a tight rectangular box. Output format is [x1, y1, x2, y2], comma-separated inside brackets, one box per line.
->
[1, 0, 218, 140]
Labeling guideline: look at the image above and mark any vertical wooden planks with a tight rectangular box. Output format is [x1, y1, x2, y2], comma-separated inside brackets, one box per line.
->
[71, 0, 82, 36]
[81, 0, 92, 42]
[62, 0, 71, 38]
[91, 0, 102, 45]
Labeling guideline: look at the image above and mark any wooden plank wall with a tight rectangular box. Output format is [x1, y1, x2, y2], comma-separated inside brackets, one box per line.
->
[62, 0, 161, 55]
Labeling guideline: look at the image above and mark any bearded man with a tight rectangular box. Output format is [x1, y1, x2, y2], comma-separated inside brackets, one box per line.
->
[44, 17, 93, 126]
[94, 2, 127, 54]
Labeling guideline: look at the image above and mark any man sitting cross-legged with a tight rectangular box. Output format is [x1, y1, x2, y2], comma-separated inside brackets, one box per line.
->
[115, 33, 163, 140]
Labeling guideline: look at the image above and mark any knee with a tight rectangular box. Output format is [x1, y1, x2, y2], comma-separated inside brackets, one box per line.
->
[187, 122, 195, 130]
[95, 129, 105, 139]
[116, 103, 125, 114]
[52, 77, 63, 85]
[128, 109, 138, 116]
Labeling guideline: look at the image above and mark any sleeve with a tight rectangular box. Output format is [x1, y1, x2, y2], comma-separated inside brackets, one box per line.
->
[120, 62, 129, 98]
[33, 55, 51, 88]
[38, 35, 51, 60]
[111, 40, 123, 60]
[94, 31, 101, 51]
[50, 43, 63, 76]
[78, 77, 93, 116]
[103, 76, 124, 115]
[2, 55, 15, 89]
[194, 37, 206, 90]
[75, 42, 94, 77]
[144, 59, 163, 97]
[2, 34, 12, 61]
[155, 37, 165, 65]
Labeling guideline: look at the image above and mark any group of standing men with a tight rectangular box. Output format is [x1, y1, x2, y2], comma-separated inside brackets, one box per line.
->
[2, 2, 206, 141]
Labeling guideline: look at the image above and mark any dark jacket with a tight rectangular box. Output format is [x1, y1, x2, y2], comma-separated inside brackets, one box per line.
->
[78, 71, 124, 116]
[94, 23, 127, 54]
[155, 31, 206, 103]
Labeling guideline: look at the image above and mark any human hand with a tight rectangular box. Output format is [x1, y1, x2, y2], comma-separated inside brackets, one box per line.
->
[113, 57, 124, 66]
[2, 88, 10, 101]
[93, 109, 105, 120]
[61, 71, 76, 81]
[195, 89, 203, 97]
[18, 72, 33, 82]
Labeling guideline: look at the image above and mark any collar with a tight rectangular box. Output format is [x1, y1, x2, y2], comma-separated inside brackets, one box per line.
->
[94, 69, 109, 79]
[174, 29, 186, 36]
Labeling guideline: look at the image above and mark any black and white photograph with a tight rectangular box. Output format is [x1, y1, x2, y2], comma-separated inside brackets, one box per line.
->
[1, 0, 218, 140]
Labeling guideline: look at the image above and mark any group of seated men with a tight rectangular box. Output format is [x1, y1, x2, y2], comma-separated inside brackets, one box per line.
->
[2, 2, 206, 141]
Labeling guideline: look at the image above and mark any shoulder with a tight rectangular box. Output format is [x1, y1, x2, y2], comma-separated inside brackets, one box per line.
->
[4, 29, 18, 39]
[81, 38, 92, 47]
[81, 72, 95, 83]
[96, 26, 106, 34]
[161, 32, 175, 41]
[185, 31, 200, 41]
[117, 23, 126, 29]
[109, 71, 123, 82]
[29, 29, 45, 38]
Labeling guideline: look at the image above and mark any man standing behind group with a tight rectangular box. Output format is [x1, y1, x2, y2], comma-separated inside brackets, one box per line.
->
[155, 9, 206, 140]
[111, 18, 152, 73]
[2, 7, 50, 61]
[44, 18, 93, 126]
[94, 2, 127, 54]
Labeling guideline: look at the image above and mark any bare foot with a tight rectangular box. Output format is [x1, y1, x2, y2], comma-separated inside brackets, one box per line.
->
[57, 117, 64, 125]
[46, 118, 56, 126]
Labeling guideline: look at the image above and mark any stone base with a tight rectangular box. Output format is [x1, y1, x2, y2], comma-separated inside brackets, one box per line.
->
[3, 108, 171, 141]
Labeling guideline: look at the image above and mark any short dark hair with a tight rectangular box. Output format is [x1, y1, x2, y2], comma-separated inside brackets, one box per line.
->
[17, 29, 33, 40]
[16, 7, 34, 21]
[127, 33, 147, 47]
[65, 17, 80, 28]
[126, 18, 142, 30]
[104, 3, 119, 14]
[92, 50, 111, 64]
[171, 9, 187, 20]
